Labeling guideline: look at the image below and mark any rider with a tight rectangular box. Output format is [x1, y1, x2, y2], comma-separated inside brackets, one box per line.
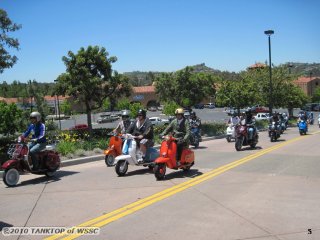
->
[269, 111, 281, 132]
[228, 112, 240, 126]
[244, 108, 256, 140]
[189, 111, 201, 138]
[22, 112, 46, 171]
[113, 110, 131, 134]
[126, 109, 154, 163]
[160, 108, 190, 167]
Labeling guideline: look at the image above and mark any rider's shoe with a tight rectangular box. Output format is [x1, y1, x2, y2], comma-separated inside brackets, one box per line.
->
[137, 157, 144, 164]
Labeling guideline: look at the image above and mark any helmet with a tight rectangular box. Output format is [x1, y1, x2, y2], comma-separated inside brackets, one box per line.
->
[190, 112, 196, 117]
[121, 110, 130, 119]
[245, 108, 252, 114]
[30, 112, 41, 121]
[175, 108, 184, 115]
[137, 109, 146, 118]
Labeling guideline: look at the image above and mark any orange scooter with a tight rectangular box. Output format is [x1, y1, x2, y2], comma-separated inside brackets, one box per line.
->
[153, 136, 195, 180]
[104, 133, 123, 166]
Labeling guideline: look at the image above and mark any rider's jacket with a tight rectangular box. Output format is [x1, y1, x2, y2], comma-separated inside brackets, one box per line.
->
[161, 117, 190, 143]
[115, 120, 131, 134]
[126, 118, 154, 139]
[245, 114, 255, 125]
[189, 117, 201, 129]
[23, 122, 46, 143]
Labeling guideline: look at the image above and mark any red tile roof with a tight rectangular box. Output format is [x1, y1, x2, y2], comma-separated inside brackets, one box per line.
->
[248, 63, 267, 69]
[133, 86, 155, 93]
[294, 76, 320, 83]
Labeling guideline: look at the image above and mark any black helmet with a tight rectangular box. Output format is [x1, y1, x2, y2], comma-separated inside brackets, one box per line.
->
[245, 108, 252, 114]
[137, 109, 146, 118]
[190, 111, 196, 117]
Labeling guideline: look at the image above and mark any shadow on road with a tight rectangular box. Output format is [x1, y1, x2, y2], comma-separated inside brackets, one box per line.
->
[16, 170, 79, 187]
[164, 168, 203, 180]
[0, 221, 13, 231]
[121, 167, 154, 177]
[239, 146, 263, 151]
[192, 146, 208, 150]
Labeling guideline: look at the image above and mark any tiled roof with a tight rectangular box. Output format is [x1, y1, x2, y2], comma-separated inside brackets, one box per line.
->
[294, 76, 320, 83]
[248, 63, 267, 69]
[133, 86, 155, 93]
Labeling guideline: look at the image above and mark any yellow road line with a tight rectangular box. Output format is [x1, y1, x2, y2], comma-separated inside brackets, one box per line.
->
[46, 131, 319, 240]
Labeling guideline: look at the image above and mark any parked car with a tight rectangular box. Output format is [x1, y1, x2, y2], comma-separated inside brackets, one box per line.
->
[251, 106, 269, 113]
[149, 117, 170, 126]
[97, 114, 119, 124]
[69, 124, 89, 130]
[255, 113, 270, 121]
[194, 103, 205, 109]
[204, 103, 215, 109]
[148, 106, 157, 112]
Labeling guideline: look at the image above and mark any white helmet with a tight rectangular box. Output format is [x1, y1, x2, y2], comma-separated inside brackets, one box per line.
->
[30, 112, 41, 121]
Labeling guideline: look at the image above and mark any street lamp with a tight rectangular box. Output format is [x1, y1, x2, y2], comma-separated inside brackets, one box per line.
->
[54, 80, 61, 130]
[264, 30, 274, 115]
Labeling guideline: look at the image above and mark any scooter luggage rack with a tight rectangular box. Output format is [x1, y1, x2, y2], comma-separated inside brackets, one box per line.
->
[7, 143, 24, 159]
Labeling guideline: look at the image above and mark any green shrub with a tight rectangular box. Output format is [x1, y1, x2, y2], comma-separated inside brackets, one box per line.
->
[255, 120, 269, 130]
[201, 122, 226, 136]
[56, 140, 78, 156]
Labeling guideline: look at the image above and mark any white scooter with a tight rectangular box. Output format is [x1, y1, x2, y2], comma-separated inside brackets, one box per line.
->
[114, 134, 159, 176]
[318, 116, 320, 128]
[226, 124, 236, 142]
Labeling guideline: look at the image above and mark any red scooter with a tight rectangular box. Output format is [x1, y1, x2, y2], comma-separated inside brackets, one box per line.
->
[234, 124, 259, 151]
[1, 136, 60, 187]
[153, 136, 195, 180]
[104, 133, 123, 166]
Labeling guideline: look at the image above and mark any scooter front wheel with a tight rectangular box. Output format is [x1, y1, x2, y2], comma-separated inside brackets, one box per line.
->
[115, 161, 128, 176]
[105, 154, 115, 167]
[154, 163, 166, 180]
[3, 168, 20, 187]
[235, 138, 243, 151]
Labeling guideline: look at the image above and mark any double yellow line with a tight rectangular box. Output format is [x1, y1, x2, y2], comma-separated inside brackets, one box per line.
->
[46, 131, 319, 240]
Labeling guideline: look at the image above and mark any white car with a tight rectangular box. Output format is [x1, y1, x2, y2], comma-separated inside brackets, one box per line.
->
[149, 117, 169, 126]
[255, 113, 269, 121]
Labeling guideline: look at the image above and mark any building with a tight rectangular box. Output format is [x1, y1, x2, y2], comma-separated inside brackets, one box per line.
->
[293, 76, 320, 97]
[130, 85, 159, 107]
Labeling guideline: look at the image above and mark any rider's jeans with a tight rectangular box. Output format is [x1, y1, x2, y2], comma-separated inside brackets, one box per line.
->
[248, 128, 254, 140]
[28, 142, 46, 169]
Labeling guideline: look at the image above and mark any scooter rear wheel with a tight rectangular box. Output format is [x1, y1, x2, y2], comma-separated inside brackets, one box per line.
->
[3, 168, 20, 187]
[154, 163, 166, 180]
[105, 155, 115, 167]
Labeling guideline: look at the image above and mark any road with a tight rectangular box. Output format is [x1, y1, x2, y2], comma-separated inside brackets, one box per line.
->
[1, 125, 320, 240]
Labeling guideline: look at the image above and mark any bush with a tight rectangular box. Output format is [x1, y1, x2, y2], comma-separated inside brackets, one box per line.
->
[56, 140, 78, 156]
[201, 122, 226, 136]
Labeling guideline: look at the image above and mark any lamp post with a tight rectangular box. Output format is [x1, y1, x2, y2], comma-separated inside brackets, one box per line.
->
[54, 80, 61, 130]
[264, 30, 274, 115]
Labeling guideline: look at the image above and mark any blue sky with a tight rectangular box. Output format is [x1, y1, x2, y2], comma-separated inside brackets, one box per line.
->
[1, 0, 319, 83]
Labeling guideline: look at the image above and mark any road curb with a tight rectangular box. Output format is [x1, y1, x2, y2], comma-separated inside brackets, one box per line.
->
[61, 135, 227, 167]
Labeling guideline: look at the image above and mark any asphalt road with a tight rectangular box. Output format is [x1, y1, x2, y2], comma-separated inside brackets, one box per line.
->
[1, 124, 320, 240]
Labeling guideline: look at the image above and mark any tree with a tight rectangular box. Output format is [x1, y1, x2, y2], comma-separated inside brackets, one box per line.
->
[0, 102, 24, 135]
[163, 101, 180, 116]
[155, 67, 217, 107]
[55, 46, 131, 134]
[60, 100, 72, 115]
[312, 87, 320, 103]
[215, 73, 259, 113]
[0, 9, 21, 73]
[116, 98, 131, 111]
